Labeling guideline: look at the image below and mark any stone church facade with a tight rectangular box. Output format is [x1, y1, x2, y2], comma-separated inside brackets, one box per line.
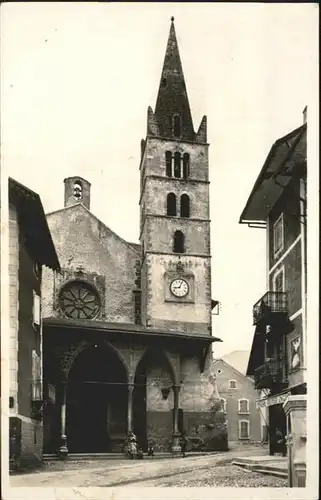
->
[42, 18, 225, 455]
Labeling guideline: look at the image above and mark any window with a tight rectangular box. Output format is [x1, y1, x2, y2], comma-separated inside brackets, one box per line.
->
[32, 350, 42, 401]
[33, 291, 41, 327]
[220, 398, 227, 413]
[59, 281, 101, 320]
[238, 398, 249, 414]
[273, 213, 284, 257]
[173, 114, 181, 138]
[182, 153, 190, 179]
[73, 181, 83, 201]
[173, 230, 185, 253]
[167, 193, 177, 216]
[180, 194, 190, 218]
[272, 266, 285, 293]
[165, 151, 172, 177]
[229, 380, 237, 390]
[239, 420, 250, 439]
[174, 152, 181, 178]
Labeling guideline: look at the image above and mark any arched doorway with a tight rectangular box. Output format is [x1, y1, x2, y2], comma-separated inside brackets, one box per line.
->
[133, 348, 174, 452]
[66, 343, 128, 453]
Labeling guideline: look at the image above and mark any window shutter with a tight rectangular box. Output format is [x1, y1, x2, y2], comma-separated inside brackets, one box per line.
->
[33, 292, 41, 326]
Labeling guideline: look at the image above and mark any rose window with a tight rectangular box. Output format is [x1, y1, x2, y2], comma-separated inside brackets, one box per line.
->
[59, 281, 101, 320]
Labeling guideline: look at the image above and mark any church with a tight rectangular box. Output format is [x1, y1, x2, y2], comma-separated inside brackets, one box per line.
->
[41, 18, 225, 456]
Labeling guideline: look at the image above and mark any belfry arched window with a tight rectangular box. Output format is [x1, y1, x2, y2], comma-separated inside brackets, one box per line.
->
[165, 151, 172, 177]
[173, 114, 181, 138]
[167, 193, 177, 216]
[173, 230, 185, 254]
[174, 152, 181, 178]
[180, 194, 190, 218]
[183, 153, 190, 179]
[73, 181, 83, 201]
[59, 281, 101, 320]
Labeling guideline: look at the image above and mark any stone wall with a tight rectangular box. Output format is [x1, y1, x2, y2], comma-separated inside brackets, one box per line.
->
[142, 254, 212, 334]
[42, 204, 140, 323]
[9, 204, 19, 408]
[20, 419, 43, 468]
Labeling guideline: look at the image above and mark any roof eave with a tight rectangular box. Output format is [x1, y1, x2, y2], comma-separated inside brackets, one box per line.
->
[239, 124, 306, 223]
[9, 178, 61, 271]
[43, 317, 222, 342]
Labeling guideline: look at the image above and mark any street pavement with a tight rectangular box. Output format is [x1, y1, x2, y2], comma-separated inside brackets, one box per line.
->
[10, 447, 287, 488]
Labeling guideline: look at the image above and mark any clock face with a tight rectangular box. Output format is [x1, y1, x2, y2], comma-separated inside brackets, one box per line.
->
[170, 279, 189, 298]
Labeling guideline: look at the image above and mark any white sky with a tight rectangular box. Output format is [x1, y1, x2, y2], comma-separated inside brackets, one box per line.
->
[1, 3, 318, 357]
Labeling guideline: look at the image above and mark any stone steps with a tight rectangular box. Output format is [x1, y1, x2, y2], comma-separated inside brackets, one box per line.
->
[232, 459, 288, 479]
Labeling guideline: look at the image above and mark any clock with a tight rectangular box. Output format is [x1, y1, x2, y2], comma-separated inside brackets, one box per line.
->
[170, 278, 189, 298]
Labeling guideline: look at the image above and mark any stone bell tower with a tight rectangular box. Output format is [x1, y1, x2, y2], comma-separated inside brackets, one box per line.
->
[139, 17, 212, 336]
[64, 176, 91, 210]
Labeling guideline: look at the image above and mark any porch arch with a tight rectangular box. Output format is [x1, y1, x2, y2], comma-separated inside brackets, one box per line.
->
[132, 347, 176, 451]
[66, 341, 128, 453]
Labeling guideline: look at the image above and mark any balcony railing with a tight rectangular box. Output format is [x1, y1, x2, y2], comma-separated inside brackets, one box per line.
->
[254, 359, 286, 390]
[253, 291, 288, 326]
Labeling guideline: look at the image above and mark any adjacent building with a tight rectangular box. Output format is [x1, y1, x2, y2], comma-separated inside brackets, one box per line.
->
[213, 359, 261, 446]
[9, 178, 60, 468]
[41, 18, 225, 457]
[239, 110, 307, 485]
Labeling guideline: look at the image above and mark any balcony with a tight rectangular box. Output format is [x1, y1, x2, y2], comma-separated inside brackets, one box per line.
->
[254, 359, 287, 390]
[253, 291, 288, 326]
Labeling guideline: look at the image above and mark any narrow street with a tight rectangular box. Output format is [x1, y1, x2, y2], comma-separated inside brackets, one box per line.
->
[10, 448, 287, 488]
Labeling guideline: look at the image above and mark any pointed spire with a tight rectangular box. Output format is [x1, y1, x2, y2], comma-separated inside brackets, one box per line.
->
[153, 17, 195, 141]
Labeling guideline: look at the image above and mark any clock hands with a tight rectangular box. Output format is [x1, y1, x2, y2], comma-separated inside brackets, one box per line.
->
[171, 279, 188, 297]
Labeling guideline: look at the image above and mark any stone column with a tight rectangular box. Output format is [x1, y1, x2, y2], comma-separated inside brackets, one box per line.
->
[127, 383, 134, 434]
[171, 385, 181, 454]
[283, 395, 307, 487]
[59, 380, 68, 458]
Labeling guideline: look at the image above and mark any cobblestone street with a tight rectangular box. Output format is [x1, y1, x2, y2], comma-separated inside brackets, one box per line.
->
[10, 448, 287, 488]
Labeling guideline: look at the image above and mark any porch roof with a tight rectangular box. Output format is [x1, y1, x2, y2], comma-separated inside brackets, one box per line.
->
[43, 317, 222, 343]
